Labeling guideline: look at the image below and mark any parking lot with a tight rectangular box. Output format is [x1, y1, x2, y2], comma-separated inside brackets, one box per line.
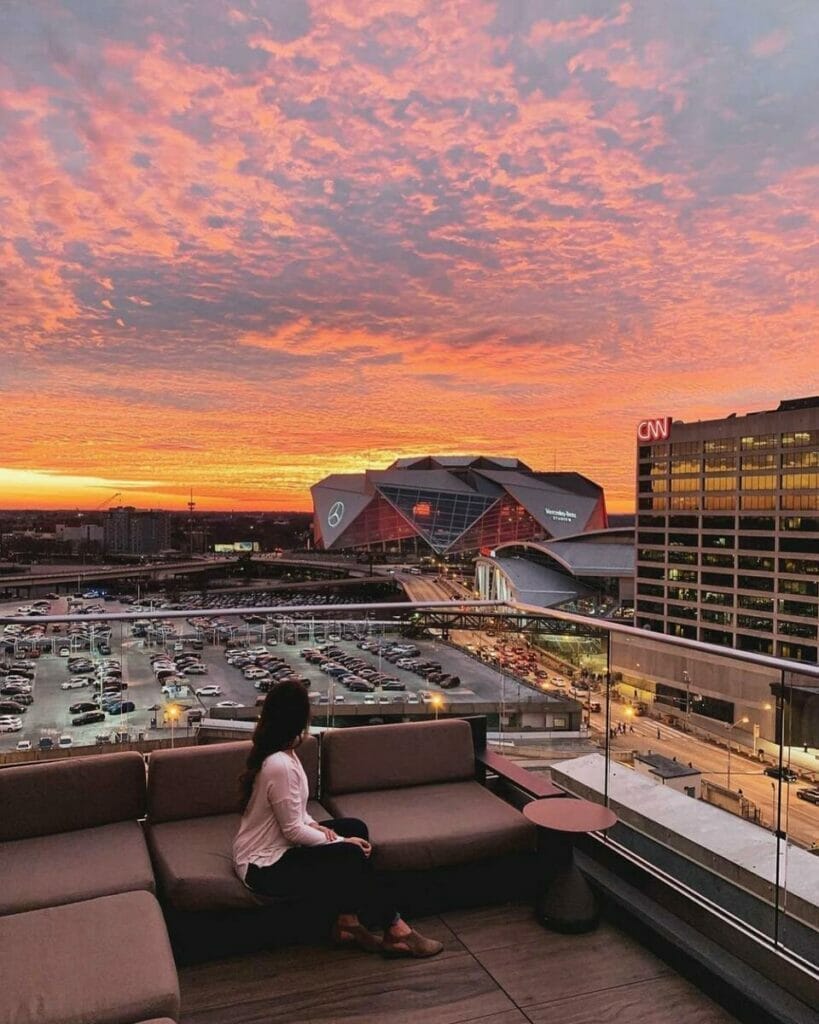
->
[1, 596, 558, 753]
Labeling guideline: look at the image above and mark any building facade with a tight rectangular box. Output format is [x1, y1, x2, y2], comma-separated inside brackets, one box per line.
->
[311, 456, 608, 556]
[634, 398, 819, 663]
[104, 507, 171, 556]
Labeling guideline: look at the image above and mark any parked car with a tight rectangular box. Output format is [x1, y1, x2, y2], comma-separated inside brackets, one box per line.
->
[38, 736, 54, 750]
[58, 735, 73, 748]
[0, 717, 23, 732]
[796, 788, 819, 805]
[0, 701, 26, 715]
[214, 700, 242, 708]
[183, 664, 208, 675]
[764, 766, 798, 783]
[58, 647, 71, 657]
[71, 710, 106, 726]
[69, 701, 99, 714]
[195, 685, 222, 697]
[16, 739, 32, 751]
[107, 702, 136, 715]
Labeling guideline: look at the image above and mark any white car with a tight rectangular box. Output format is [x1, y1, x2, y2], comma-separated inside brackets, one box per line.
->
[363, 696, 376, 705]
[16, 739, 32, 751]
[195, 685, 222, 697]
[58, 734, 73, 748]
[214, 700, 242, 708]
[182, 664, 208, 674]
[61, 680, 85, 690]
[58, 647, 71, 657]
[0, 718, 22, 732]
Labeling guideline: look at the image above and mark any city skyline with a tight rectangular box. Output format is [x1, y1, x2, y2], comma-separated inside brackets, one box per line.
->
[1, 1, 817, 512]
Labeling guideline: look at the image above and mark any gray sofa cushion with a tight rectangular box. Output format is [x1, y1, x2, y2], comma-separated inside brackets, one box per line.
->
[147, 800, 330, 911]
[322, 719, 474, 795]
[325, 781, 536, 872]
[0, 752, 146, 840]
[0, 891, 179, 1024]
[0, 820, 155, 917]
[147, 736, 319, 823]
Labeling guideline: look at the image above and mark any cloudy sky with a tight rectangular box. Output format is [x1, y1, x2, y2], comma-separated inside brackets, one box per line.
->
[0, 0, 817, 511]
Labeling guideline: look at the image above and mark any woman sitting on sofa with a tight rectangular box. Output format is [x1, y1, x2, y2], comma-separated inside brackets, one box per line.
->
[233, 679, 442, 957]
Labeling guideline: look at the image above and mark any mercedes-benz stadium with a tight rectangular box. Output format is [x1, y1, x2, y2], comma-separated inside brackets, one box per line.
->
[311, 455, 608, 555]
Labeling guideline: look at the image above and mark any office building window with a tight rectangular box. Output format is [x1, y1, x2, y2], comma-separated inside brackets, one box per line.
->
[704, 496, 736, 510]
[780, 536, 819, 554]
[672, 441, 700, 455]
[702, 590, 734, 606]
[782, 471, 819, 490]
[636, 599, 664, 614]
[667, 587, 698, 603]
[738, 555, 775, 572]
[736, 614, 773, 633]
[737, 514, 775, 529]
[637, 531, 665, 545]
[741, 454, 776, 470]
[741, 434, 777, 450]
[778, 598, 817, 617]
[701, 609, 733, 625]
[705, 456, 737, 472]
[670, 622, 697, 639]
[779, 578, 818, 597]
[737, 633, 773, 655]
[737, 574, 774, 591]
[737, 534, 775, 551]
[778, 619, 818, 639]
[782, 430, 819, 447]
[779, 557, 819, 575]
[702, 571, 734, 587]
[704, 438, 736, 453]
[668, 515, 698, 528]
[780, 494, 819, 510]
[700, 628, 733, 649]
[702, 552, 734, 568]
[637, 582, 665, 597]
[702, 515, 735, 530]
[741, 474, 777, 490]
[667, 569, 697, 583]
[741, 494, 777, 509]
[702, 533, 733, 548]
[704, 475, 737, 491]
[638, 566, 665, 580]
[670, 477, 699, 492]
[738, 594, 773, 612]
[637, 548, 664, 562]
[668, 549, 697, 564]
[781, 515, 819, 531]
[671, 496, 700, 510]
[781, 450, 819, 469]
[777, 641, 818, 661]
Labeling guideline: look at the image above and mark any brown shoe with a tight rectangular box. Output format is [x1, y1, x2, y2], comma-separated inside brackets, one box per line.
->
[382, 928, 444, 958]
[331, 922, 383, 954]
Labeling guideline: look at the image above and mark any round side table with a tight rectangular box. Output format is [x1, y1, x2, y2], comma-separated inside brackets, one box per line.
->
[523, 798, 617, 933]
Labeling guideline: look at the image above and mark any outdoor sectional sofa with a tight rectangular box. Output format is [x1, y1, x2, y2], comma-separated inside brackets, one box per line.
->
[0, 752, 180, 1024]
[0, 717, 542, 1021]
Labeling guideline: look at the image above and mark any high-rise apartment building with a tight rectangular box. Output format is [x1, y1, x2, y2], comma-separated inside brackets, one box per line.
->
[104, 506, 171, 556]
[634, 398, 819, 662]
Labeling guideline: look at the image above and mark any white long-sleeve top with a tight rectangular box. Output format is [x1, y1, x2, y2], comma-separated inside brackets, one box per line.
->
[233, 749, 330, 881]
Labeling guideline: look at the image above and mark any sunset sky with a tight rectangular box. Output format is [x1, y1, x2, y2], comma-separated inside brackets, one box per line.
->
[1, 1, 817, 512]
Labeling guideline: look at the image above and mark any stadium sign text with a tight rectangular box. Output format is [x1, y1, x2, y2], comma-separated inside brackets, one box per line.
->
[637, 417, 671, 441]
[544, 507, 577, 523]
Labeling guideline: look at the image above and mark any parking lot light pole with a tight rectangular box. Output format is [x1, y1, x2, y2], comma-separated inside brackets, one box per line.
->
[726, 716, 750, 791]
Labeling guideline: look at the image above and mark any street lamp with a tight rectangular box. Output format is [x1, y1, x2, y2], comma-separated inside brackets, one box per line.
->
[430, 694, 443, 721]
[166, 704, 180, 749]
[725, 716, 750, 791]
[682, 670, 691, 731]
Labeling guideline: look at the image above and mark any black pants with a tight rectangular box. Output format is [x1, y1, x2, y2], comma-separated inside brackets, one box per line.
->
[245, 818, 398, 930]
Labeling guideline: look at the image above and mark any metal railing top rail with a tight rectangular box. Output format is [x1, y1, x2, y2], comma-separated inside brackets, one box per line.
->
[2, 596, 818, 680]
[0, 598, 501, 625]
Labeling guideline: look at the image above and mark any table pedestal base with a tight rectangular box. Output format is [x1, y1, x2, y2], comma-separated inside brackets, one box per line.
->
[536, 861, 599, 933]
[535, 838, 599, 933]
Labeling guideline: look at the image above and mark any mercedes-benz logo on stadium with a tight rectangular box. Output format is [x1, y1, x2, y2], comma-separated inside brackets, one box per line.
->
[327, 501, 345, 528]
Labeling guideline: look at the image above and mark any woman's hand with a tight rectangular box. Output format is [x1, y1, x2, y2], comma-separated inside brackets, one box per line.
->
[312, 823, 339, 841]
[344, 836, 372, 857]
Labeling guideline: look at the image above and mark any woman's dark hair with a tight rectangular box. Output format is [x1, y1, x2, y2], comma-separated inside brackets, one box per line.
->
[239, 680, 311, 813]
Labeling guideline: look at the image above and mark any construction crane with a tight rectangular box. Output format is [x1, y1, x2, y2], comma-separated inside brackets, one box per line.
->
[94, 491, 122, 511]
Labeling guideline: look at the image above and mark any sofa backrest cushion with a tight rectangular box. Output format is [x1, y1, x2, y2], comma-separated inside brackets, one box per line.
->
[147, 735, 319, 823]
[322, 719, 474, 795]
[0, 751, 146, 841]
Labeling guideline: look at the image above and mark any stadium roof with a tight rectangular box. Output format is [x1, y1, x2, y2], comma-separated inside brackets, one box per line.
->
[311, 455, 608, 553]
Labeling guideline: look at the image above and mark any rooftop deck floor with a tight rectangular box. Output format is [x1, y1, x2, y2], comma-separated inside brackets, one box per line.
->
[179, 903, 740, 1024]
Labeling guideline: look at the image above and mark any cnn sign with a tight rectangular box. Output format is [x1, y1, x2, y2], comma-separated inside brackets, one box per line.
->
[637, 417, 671, 442]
